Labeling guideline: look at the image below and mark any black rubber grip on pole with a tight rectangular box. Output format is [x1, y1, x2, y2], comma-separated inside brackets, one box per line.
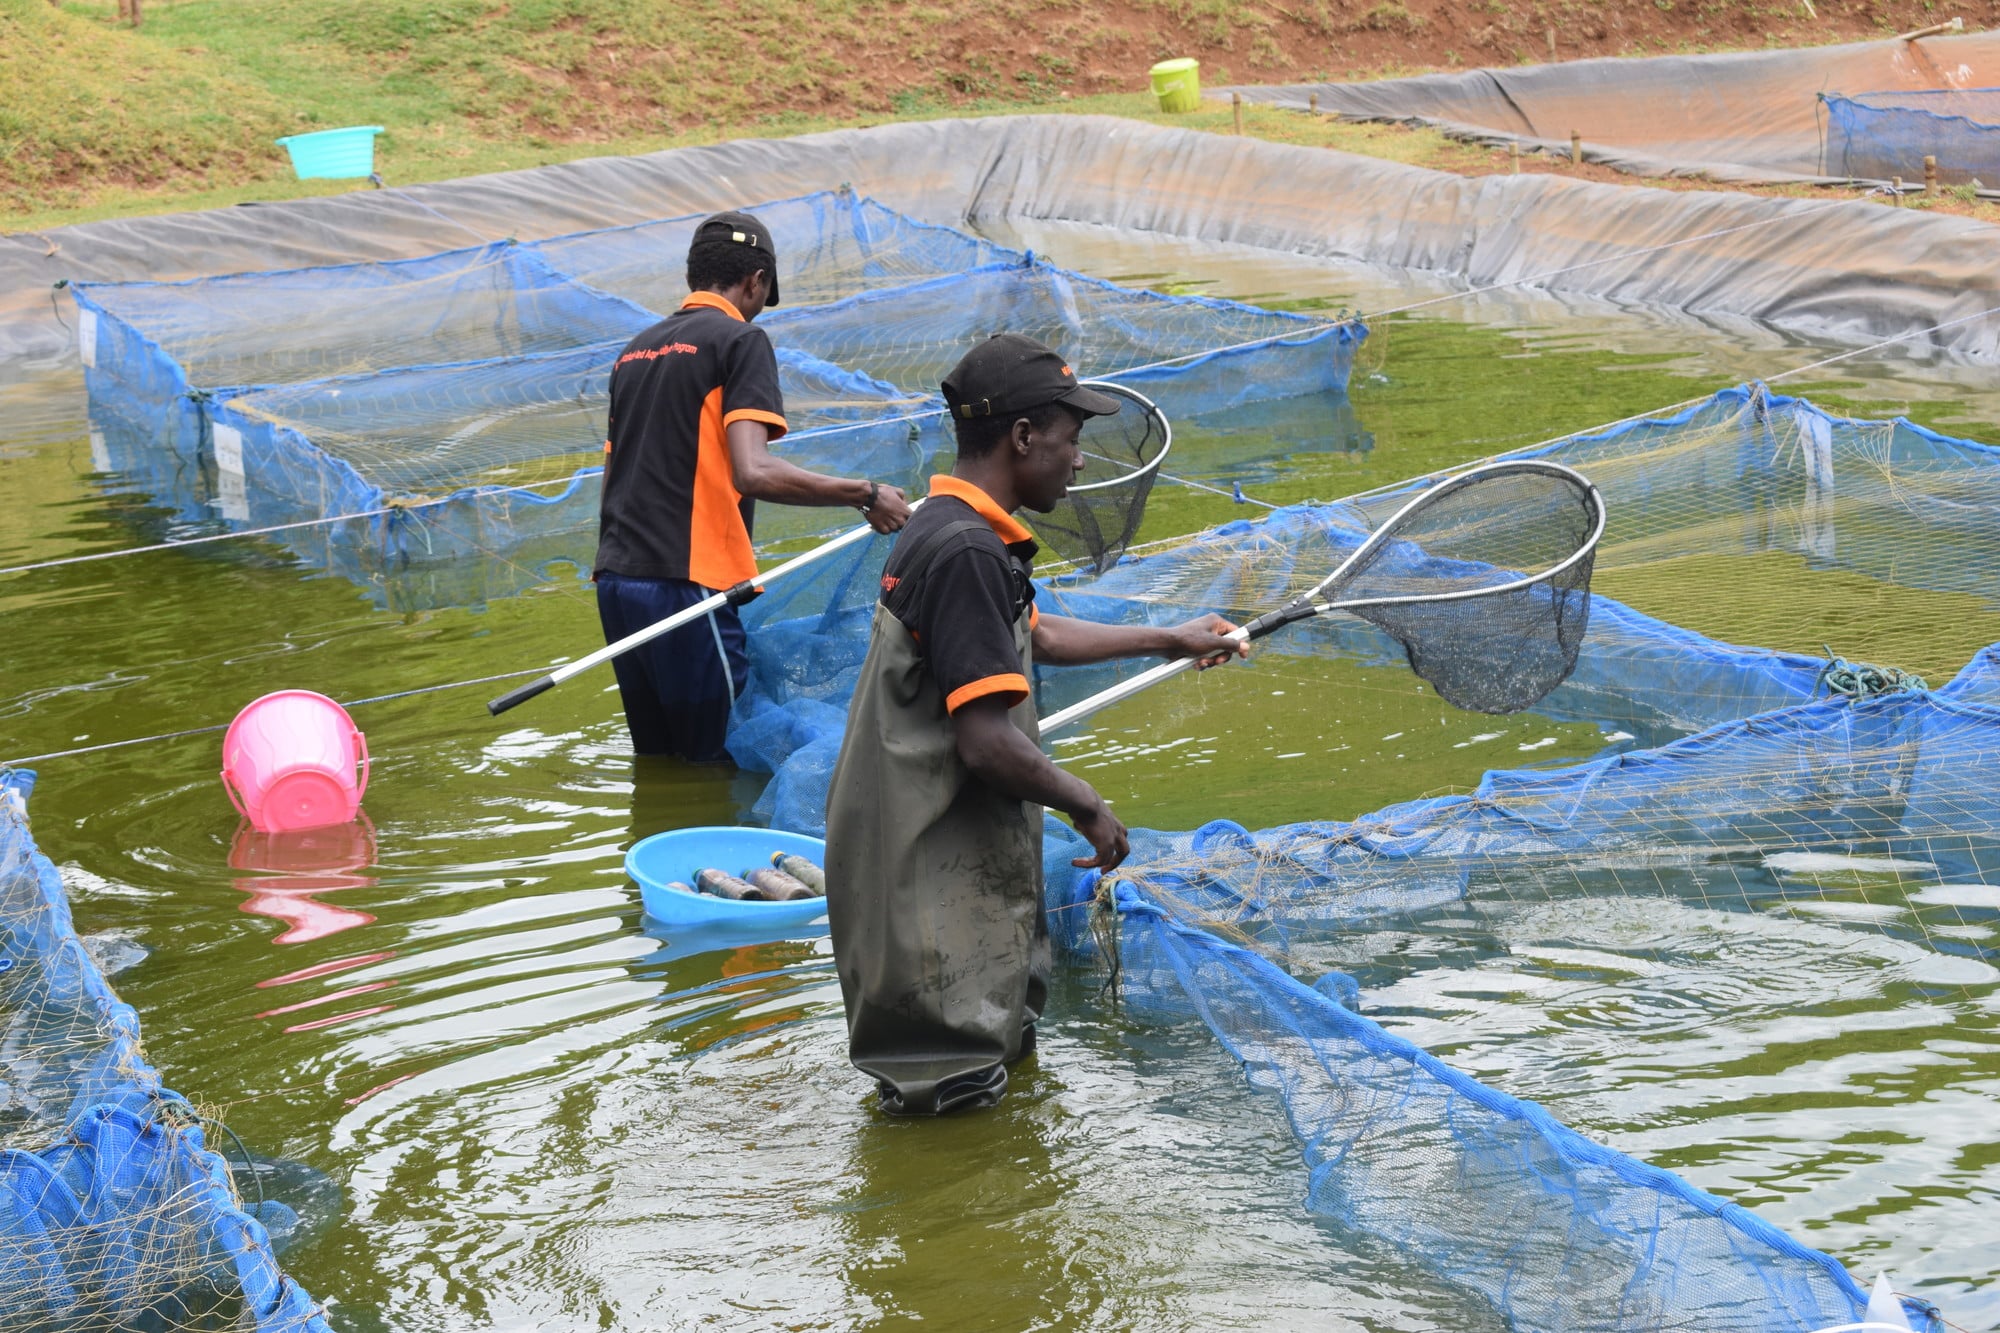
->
[1242, 601, 1317, 641]
[724, 580, 764, 607]
[488, 675, 555, 716]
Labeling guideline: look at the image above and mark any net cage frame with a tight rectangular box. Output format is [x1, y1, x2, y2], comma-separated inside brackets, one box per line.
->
[66, 201, 1364, 608]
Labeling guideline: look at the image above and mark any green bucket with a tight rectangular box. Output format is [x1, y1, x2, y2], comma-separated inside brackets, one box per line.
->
[1150, 58, 1201, 114]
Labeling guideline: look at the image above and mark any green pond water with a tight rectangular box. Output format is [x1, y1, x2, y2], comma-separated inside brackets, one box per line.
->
[2, 221, 1999, 1328]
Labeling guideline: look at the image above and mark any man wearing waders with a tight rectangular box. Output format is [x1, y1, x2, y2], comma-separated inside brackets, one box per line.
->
[594, 211, 912, 762]
[824, 334, 1246, 1115]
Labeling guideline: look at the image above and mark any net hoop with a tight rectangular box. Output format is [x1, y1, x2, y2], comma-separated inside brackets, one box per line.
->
[1313, 459, 1607, 614]
[1064, 379, 1173, 494]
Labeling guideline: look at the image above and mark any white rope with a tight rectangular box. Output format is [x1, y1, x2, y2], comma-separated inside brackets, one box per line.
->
[0, 470, 592, 577]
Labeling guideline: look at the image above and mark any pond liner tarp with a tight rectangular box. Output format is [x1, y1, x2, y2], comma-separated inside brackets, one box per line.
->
[0, 770, 330, 1332]
[1223, 32, 2000, 187]
[10, 114, 2000, 370]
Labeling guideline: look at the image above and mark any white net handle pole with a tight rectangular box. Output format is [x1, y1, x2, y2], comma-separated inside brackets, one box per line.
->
[488, 501, 923, 716]
[1039, 629, 1248, 735]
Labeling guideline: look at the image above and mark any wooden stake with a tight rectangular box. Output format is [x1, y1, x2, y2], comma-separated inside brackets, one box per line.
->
[1892, 16, 1964, 40]
[1233, 92, 1243, 136]
[1925, 154, 1939, 194]
[1892, 175, 1904, 204]
[1547, 26, 1557, 59]
[1570, 130, 1582, 166]
[129, 0, 142, 26]
[1510, 141, 1521, 174]
[1309, 92, 1319, 115]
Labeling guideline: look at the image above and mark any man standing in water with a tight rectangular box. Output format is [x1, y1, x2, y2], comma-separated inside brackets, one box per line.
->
[595, 211, 911, 762]
[824, 333, 1245, 1116]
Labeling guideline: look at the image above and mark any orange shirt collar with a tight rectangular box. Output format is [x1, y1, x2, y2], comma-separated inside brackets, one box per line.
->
[681, 291, 745, 322]
[929, 474, 1034, 545]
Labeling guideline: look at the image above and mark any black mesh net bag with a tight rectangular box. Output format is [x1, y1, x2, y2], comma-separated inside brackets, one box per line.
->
[1336, 461, 1602, 713]
[1032, 382, 1171, 575]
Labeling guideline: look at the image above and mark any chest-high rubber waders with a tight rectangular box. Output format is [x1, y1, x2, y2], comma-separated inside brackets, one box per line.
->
[824, 518, 1049, 1116]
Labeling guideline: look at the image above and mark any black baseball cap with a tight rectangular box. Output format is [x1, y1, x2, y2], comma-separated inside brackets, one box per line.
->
[941, 333, 1121, 421]
[691, 210, 780, 306]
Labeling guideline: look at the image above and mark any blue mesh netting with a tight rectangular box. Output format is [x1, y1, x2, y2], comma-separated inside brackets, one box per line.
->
[71, 198, 1361, 609]
[0, 771, 329, 1331]
[1823, 89, 2000, 186]
[198, 345, 927, 600]
[1104, 890, 1938, 1333]
[1083, 675, 2000, 951]
[734, 382, 2000, 824]
[760, 258, 1357, 408]
[528, 188, 1024, 312]
[713, 380, 2000, 1326]
[73, 241, 659, 398]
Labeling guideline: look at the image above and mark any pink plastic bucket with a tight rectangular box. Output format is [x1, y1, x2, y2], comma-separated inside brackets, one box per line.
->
[221, 690, 369, 833]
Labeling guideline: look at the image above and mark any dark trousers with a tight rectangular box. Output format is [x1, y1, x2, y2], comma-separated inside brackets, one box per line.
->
[595, 573, 748, 763]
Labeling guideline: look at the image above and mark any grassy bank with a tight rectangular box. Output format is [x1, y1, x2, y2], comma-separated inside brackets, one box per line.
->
[4, 0, 1987, 231]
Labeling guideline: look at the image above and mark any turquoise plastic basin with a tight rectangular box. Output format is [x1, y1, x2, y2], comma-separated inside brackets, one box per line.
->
[274, 126, 383, 181]
[628, 825, 829, 934]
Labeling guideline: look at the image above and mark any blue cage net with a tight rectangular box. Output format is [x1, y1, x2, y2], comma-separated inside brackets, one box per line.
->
[69, 198, 1362, 609]
[528, 189, 1025, 312]
[713, 380, 2000, 1329]
[0, 772, 329, 1331]
[1823, 88, 2000, 185]
[46, 183, 2000, 1326]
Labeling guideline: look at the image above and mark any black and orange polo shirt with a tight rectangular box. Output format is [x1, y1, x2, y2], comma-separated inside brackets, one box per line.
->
[595, 291, 789, 591]
[879, 475, 1042, 714]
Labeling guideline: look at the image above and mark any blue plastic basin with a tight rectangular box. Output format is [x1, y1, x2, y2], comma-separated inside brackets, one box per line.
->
[274, 126, 384, 181]
[627, 825, 830, 934]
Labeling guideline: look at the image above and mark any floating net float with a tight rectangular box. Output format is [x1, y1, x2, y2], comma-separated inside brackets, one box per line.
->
[0, 771, 330, 1330]
[67, 194, 1364, 610]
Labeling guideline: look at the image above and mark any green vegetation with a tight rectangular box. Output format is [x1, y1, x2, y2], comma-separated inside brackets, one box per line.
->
[0, 0, 289, 211]
[0, 0, 1481, 236]
[3, 0, 1288, 224]
[3, 0, 1990, 231]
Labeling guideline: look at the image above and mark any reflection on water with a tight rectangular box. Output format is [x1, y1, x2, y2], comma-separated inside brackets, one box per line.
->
[5, 222, 2000, 1328]
[231, 816, 380, 946]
